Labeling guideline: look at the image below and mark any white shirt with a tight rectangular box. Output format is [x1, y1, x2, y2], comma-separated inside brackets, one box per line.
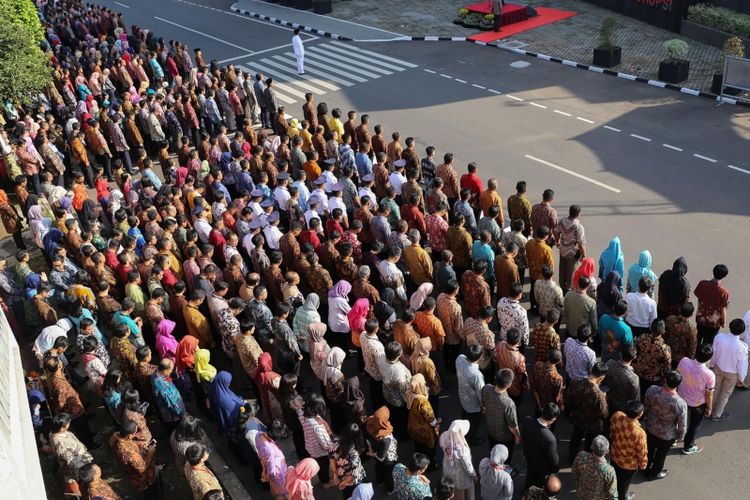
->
[624, 292, 657, 328]
[377, 260, 406, 301]
[322, 171, 337, 193]
[263, 224, 283, 249]
[273, 186, 291, 210]
[304, 209, 322, 233]
[328, 196, 347, 218]
[358, 187, 377, 210]
[292, 34, 304, 56]
[312, 189, 329, 215]
[249, 201, 264, 217]
[710, 332, 749, 380]
[194, 218, 211, 243]
[741, 309, 750, 345]
[388, 172, 406, 195]
[243, 232, 257, 255]
[328, 296, 351, 333]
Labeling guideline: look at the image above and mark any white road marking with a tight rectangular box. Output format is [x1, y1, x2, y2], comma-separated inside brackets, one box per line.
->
[630, 133, 652, 142]
[472, 84, 486, 89]
[239, 63, 329, 95]
[153, 16, 255, 53]
[114, 1, 130, 8]
[253, 59, 340, 91]
[693, 153, 718, 163]
[662, 144, 683, 152]
[175, 0, 305, 33]
[727, 164, 750, 175]
[318, 43, 410, 72]
[424, 69, 436, 74]
[488, 89, 502, 94]
[440, 73, 452, 79]
[328, 41, 418, 67]
[529, 102, 547, 109]
[221, 37, 314, 63]
[455, 78, 467, 83]
[278, 55, 362, 84]
[218, 53, 257, 64]
[554, 109, 572, 117]
[577, 117, 595, 124]
[299, 51, 381, 79]
[603, 125, 621, 132]
[507, 95, 524, 101]
[525, 154, 622, 194]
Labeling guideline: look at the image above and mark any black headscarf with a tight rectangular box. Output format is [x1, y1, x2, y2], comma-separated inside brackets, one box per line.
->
[659, 257, 690, 304]
[374, 287, 396, 326]
[597, 271, 623, 307]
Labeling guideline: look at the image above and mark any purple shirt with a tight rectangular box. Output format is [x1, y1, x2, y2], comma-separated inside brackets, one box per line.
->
[676, 357, 715, 407]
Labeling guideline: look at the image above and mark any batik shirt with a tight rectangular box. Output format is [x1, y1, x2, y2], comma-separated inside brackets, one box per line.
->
[571, 451, 617, 500]
[392, 463, 432, 500]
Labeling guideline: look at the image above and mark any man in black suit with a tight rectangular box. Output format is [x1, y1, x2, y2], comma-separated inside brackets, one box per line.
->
[522, 402, 561, 492]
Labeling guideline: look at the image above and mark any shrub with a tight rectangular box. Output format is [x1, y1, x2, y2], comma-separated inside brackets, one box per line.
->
[663, 39, 689, 60]
[459, 8, 469, 16]
[484, 14, 495, 21]
[723, 36, 746, 58]
[599, 16, 617, 49]
[688, 3, 750, 39]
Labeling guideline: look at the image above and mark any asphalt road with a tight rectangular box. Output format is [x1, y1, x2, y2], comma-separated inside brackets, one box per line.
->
[92, 0, 750, 498]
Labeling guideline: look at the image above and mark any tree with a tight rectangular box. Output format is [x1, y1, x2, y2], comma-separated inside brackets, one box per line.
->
[0, 0, 51, 104]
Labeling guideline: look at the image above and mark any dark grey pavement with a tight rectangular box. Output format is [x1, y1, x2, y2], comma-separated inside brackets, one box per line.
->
[89, 1, 750, 498]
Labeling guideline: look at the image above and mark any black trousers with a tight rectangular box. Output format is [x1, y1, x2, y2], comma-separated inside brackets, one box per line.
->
[315, 455, 331, 484]
[462, 409, 484, 445]
[697, 325, 719, 348]
[443, 343, 460, 374]
[646, 432, 675, 477]
[493, 14, 501, 31]
[369, 377, 385, 411]
[684, 404, 706, 449]
[613, 463, 636, 498]
[568, 424, 596, 464]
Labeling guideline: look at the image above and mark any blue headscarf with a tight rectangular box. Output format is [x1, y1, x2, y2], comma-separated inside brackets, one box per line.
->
[42, 228, 64, 258]
[208, 371, 243, 434]
[25, 273, 43, 299]
[626, 250, 657, 293]
[599, 236, 624, 283]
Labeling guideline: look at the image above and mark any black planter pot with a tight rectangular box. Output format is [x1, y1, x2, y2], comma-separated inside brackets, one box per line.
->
[280, 0, 295, 6]
[593, 46, 621, 68]
[296, 0, 312, 9]
[313, 0, 332, 14]
[658, 59, 690, 84]
[712, 72, 724, 94]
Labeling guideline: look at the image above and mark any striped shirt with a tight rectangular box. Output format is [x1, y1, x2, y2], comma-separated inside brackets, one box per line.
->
[300, 415, 334, 458]
[555, 217, 585, 258]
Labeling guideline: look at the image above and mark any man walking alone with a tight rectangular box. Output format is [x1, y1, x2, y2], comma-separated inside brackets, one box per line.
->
[292, 28, 305, 75]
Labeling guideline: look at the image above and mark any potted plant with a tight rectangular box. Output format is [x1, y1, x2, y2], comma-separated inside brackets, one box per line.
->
[712, 36, 745, 94]
[658, 39, 690, 84]
[593, 17, 621, 68]
[312, 0, 332, 14]
[454, 8, 469, 25]
[463, 12, 483, 29]
[480, 14, 495, 31]
[295, 0, 312, 10]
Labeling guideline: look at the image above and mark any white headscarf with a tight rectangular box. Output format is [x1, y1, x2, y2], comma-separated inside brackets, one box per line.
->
[323, 347, 345, 385]
[439, 419, 471, 462]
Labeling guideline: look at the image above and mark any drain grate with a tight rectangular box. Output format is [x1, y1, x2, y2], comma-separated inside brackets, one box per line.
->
[497, 40, 529, 49]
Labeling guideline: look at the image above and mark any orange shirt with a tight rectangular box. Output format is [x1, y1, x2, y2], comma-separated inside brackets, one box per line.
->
[413, 311, 445, 351]
[72, 183, 89, 211]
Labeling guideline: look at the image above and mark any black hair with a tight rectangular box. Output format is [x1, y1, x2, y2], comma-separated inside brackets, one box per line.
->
[495, 368, 514, 388]
[408, 453, 430, 473]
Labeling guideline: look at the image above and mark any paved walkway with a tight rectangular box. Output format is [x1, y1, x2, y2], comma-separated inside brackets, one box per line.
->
[234, 0, 723, 91]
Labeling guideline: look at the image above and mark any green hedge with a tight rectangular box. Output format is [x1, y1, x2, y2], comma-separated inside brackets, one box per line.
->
[687, 3, 750, 38]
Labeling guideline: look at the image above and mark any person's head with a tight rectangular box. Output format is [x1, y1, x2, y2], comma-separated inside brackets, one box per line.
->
[614, 300, 628, 317]
[712, 264, 729, 280]
[81, 335, 98, 355]
[506, 328, 521, 347]
[120, 418, 138, 439]
[478, 305, 493, 324]
[408, 453, 430, 474]
[591, 435, 609, 459]
[158, 358, 175, 376]
[446, 278, 460, 297]
[695, 342, 714, 364]
[730, 318, 746, 336]
[365, 318, 379, 336]
[576, 324, 592, 342]
[569, 204, 581, 218]
[540, 402, 560, 423]
[51, 412, 72, 433]
[467, 344, 484, 363]
[650, 318, 666, 337]
[625, 399, 645, 419]
[535, 225, 550, 240]
[665, 370, 682, 390]
[509, 282, 523, 300]
[495, 368, 514, 390]
[620, 343, 637, 364]
[185, 443, 209, 466]
[78, 463, 102, 486]
[680, 301, 695, 318]
[303, 392, 327, 418]
[590, 361, 608, 383]
[638, 276, 652, 293]
[541, 265, 554, 281]
[544, 308, 560, 326]
[385, 341, 402, 362]
[339, 422, 364, 454]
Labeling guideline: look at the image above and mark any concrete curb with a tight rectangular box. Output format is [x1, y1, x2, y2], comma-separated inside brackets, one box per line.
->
[228, 5, 749, 107]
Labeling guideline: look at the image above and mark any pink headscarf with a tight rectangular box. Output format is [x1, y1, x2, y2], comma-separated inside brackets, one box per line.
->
[285, 458, 320, 500]
[155, 319, 178, 361]
[409, 282, 434, 311]
[328, 280, 352, 300]
[347, 298, 369, 334]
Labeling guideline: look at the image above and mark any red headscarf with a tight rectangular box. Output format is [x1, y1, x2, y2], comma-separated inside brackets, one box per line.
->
[254, 352, 280, 418]
[175, 335, 199, 374]
[572, 257, 596, 290]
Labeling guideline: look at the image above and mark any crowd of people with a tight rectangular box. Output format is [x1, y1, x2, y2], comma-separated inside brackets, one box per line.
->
[1, 1, 749, 500]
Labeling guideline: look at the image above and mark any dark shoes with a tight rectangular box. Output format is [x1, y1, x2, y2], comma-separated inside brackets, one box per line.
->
[648, 469, 670, 481]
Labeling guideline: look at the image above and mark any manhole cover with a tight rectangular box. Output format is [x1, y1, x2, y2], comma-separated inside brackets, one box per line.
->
[510, 60, 531, 68]
[497, 40, 528, 49]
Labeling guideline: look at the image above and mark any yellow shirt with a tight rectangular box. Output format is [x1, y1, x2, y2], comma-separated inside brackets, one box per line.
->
[329, 117, 345, 141]
[403, 244, 433, 285]
[525, 238, 554, 280]
[184, 304, 213, 348]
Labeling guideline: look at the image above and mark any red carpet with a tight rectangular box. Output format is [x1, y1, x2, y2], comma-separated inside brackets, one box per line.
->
[465, 2, 528, 25]
[468, 7, 577, 43]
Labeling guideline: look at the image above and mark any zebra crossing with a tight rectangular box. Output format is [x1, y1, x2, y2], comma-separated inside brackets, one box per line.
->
[237, 41, 417, 105]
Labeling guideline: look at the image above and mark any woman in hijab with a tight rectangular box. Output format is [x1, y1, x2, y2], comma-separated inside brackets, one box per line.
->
[285, 458, 320, 500]
[657, 257, 691, 318]
[173, 334, 198, 402]
[323, 347, 346, 433]
[626, 250, 658, 296]
[598, 236, 624, 283]
[365, 406, 398, 494]
[409, 337, 442, 412]
[572, 256, 597, 299]
[278, 373, 307, 460]
[42, 227, 64, 259]
[596, 271, 623, 319]
[439, 420, 477, 500]
[373, 288, 397, 334]
[194, 348, 217, 385]
[409, 283, 434, 312]
[406, 373, 440, 468]
[478, 445, 514, 500]
[27, 204, 51, 249]
[255, 430, 288, 499]
[306, 322, 330, 383]
[208, 371, 244, 434]
[154, 319, 179, 361]
[328, 280, 352, 350]
[80, 198, 99, 233]
[348, 483, 374, 500]
[255, 352, 282, 423]
[293, 293, 321, 354]
[343, 376, 367, 426]
[348, 298, 370, 350]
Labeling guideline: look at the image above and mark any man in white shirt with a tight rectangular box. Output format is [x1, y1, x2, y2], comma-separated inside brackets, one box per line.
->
[273, 172, 291, 210]
[292, 28, 305, 75]
[243, 219, 263, 256]
[358, 174, 377, 210]
[624, 276, 658, 336]
[709, 319, 748, 421]
[193, 208, 212, 243]
[311, 178, 329, 217]
[361, 319, 386, 409]
[389, 159, 406, 196]
[263, 212, 283, 250]
[377, 247, 407, 301]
